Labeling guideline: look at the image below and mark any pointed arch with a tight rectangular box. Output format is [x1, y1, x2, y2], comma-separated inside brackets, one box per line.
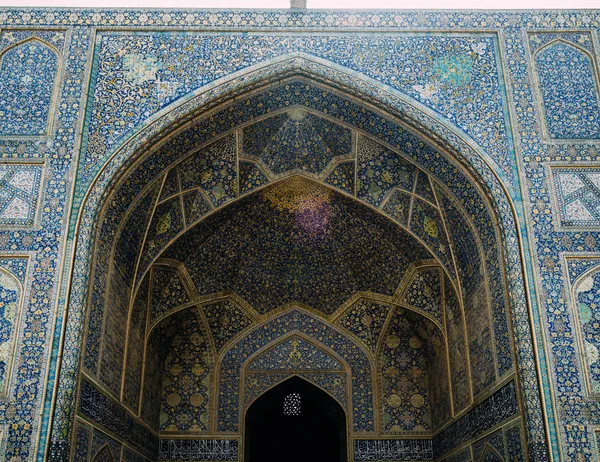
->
[533, 39, 600, 140]
[571, 265, 600, 397]
[0, 37, 60, 137]
[0, 267, 24, 395]
[48, 54, 551, 460]
[241, 332, 351, 413]
[91, 444, 115, 462]
[478, 443, 504, 462]
[216, 307, 374, 433]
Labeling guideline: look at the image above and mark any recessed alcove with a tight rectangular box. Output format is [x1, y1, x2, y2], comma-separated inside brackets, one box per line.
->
[74, 75, 522, 462]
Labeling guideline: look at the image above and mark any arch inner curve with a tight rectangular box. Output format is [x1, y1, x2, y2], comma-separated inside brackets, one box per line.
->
[72, 73, 523, 462]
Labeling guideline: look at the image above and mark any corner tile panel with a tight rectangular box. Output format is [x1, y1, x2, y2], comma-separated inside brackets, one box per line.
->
[551, 166, 600, 228]
[0, 163, 43, 227]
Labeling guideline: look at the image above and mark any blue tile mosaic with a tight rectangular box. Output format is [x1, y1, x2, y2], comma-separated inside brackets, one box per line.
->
[323, 161, 355, 195]
[530, 34, 600, 140]
[149, 265, 191, 326]
[78, 31, 513, 196]
[0, 38, 59, 137]
[238, 161, 270, 196]
[164, 178, 432, 315]
[63, 74, 528, 460]
[159, 309, 211, 433]
[335, 299, 390, 353]
[572, 269, 600, 395]
[381, 189, 412, 227]
[433, 381, 518, 458]
[379, 308, 436, 434]
[242, 109, 352, 176]
[79, 377, 158, 459]
[159, 168, 180, 203]
[123, 275, 148, 412]
[247, 336, 344, 371]
[0, 256, 28, 286]
[472, 430, 504, 461]
[3, 8, 597, 462]
[217, 309, 373, 433]
[401, 267, 442, 326]
[182, 188, 213, 226]
[202, 298, 255, 353]
[90, 429, 121, 462]
[244, 371, 348, 412]
[72, 421, 92, 462]
[0, 267, 22, 393]
[505, 421, 526, 462]
[178, 134, 237, 207]
[356, 135, 416, 208]
[444, 276, 471, 414]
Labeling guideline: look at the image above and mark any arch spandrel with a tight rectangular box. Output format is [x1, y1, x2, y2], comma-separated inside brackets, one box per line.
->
[245, 335, 346, 372]
[78, 43, 514, 195]
[216, 308, 374, 433]
[243, 333, 350, 413]
[53, 57, 548, 461]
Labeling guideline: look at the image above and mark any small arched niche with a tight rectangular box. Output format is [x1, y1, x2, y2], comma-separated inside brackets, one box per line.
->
[244, 376, 347, 462]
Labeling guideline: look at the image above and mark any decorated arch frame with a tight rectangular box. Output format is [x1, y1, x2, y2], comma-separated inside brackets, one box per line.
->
[43, 53, 552, 461]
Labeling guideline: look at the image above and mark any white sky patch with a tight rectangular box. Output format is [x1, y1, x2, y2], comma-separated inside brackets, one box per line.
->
[3, 0, 600, 9]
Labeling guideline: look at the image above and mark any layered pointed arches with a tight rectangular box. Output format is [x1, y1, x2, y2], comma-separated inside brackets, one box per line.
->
[46, 54, 550, 460]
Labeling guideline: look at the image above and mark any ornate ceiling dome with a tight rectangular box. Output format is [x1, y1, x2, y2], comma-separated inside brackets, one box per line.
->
[163, 176, 432, 314]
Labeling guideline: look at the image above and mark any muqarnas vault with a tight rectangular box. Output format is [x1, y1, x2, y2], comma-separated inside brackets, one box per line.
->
[0, 7, 600, 462]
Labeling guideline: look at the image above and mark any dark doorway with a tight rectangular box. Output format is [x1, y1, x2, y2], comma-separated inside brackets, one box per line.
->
[244, 376, 347, 462]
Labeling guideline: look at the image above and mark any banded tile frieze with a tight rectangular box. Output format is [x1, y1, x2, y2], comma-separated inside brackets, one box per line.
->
[78, 378, 158, 459]
[433, 381, 518, 458]
[354, 439, 433, 461]
[158, 439, 238, 461]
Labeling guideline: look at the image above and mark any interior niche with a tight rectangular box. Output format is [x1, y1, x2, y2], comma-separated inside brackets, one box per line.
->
[76, 76, 519, 461]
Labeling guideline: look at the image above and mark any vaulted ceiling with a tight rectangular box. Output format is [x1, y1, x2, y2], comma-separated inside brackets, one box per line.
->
[163, 177, 432, 314]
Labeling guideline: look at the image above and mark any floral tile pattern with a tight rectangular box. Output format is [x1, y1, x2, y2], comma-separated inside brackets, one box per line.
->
[0, 36, 60, 137]
[530, 32, 600, 140]
[1, 7, 600, 462]
[0, 264, 23, 393]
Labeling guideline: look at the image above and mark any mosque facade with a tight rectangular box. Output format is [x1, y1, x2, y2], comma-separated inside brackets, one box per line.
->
[0, 7, 599, 462]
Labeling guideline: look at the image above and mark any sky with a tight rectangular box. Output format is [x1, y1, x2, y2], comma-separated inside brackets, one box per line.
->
[3, 0, 600, 9]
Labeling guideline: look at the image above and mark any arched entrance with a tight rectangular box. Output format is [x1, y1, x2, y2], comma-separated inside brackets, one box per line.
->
[244, 376, 347, 462]
[51, 61, 549, 461]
